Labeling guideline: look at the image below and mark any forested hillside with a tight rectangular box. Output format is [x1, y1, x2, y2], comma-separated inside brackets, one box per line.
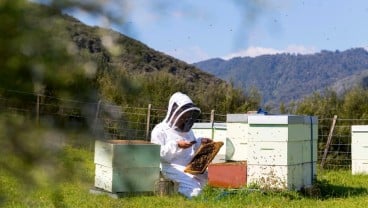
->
[3, 1, 368, 116]
[0, 2, 261, 116]
[194, 49, 368, 109]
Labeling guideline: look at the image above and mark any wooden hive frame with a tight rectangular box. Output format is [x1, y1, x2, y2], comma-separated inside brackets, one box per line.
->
[184, 141, 224, 174]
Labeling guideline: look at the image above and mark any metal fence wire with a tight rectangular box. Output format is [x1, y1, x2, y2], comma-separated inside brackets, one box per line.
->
[1, 90, 368, 170]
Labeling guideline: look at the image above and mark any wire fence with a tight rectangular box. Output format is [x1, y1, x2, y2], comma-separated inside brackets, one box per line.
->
[1, 89, 368, 170]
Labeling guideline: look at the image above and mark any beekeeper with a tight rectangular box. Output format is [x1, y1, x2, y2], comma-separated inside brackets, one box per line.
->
[151, 92, 211, 198]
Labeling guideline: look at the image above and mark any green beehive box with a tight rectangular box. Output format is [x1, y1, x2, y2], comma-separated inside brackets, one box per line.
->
[94, 140, 161, 193]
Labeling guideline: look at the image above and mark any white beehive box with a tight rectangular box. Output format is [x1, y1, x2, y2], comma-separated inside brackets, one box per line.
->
[247, 162, 316, 190]
[192, 122, 226, 163]
[94, 140, 161, 193]
[351, 125, 368, 174]
[246, 115, 318, 190]
[192, 123, 213, 139]
[226, 114, 254, 161]
[213, 123, 227, 162]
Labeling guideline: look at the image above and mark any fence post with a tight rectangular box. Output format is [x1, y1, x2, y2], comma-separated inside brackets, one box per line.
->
[93, 100, 102, 133]
[146, 104, 152, 141]
[321, 115, 338, 168]
[210, 109, 215, 140]
[91, 100, 102, 151]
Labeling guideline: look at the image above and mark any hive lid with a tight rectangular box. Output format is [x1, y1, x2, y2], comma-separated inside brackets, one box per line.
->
[192, 122, 226, 129]
[101, 139, 156, 145]
[352, 125, 368, 132]
[192, 122, 213, 129]
[184, 141, 224, 174]
[248, 115, 318, 125]
[226, 114, 252, 123]
[214, 122, 227, 129]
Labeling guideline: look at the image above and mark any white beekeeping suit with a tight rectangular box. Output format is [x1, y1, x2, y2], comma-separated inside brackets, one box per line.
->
[151, 92, 209, 198]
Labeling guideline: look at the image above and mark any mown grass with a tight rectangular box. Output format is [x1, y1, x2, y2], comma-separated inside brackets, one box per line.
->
[1, 143, 368, 208]
[0, 117, 368, 208]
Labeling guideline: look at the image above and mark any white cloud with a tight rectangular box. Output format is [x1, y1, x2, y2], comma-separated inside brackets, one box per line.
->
[222, 45, 318, 60]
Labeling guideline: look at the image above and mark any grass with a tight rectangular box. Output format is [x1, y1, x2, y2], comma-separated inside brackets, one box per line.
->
[1, 144, 368, 208]
[0, 116, 368, 207]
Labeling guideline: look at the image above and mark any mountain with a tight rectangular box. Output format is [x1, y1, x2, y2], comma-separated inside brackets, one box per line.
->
[193, 49, 368, 109]
[61, 7, 254, 113]
[331, 69, 368, 95]
[2, 2, 258, 116]
[64, 12, 222, 86]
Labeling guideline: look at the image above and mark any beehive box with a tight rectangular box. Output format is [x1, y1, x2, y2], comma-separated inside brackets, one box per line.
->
[208, 161, 247, 188]
[192, 122, 213, 139]
[246, 115, 318, 190]
[247, 162, 317, 189]
[94, 140, 161, 193]
[351, 125, 368, 174]
[192, 122, 226, 163]
[226, 114, 253, 161]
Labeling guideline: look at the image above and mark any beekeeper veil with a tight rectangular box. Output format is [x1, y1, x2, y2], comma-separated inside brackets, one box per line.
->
[164, 92, 201, 132]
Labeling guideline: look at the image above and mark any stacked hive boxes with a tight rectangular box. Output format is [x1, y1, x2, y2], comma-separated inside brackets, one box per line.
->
[192, 122, 227, 163]
[246, 115, 318, 190]
[226, 114, 318, 190]
[351, 125, 368, 174]
[94, 140, 161, 194]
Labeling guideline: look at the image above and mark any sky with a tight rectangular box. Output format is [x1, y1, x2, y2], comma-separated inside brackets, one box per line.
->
[68, 0, 368, 64]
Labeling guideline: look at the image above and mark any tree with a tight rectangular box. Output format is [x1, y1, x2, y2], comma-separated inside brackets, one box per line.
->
[295, 89, 341, 118]
[341, 86, 368, 120]
[0, 1, 131, 204]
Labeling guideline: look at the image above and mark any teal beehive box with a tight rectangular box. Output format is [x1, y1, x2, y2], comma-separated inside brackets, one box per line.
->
[94, 140, 161, 193]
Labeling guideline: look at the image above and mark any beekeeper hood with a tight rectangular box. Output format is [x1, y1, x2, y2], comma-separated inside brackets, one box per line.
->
[164, 92, 201, 132]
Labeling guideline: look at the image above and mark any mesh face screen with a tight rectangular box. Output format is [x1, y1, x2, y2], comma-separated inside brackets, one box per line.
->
[173, 108, 200, 132]
[167, 103, 199, 132]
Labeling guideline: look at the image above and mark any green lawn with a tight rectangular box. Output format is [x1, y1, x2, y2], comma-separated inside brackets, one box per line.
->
[1, 143, 368, 208]
[0, 116, 367, 208]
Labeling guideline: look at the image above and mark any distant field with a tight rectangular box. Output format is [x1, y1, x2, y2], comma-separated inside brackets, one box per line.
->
[1, 143, 368, 208]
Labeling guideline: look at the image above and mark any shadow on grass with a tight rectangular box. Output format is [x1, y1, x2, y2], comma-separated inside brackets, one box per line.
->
[300, 179, 368, 200]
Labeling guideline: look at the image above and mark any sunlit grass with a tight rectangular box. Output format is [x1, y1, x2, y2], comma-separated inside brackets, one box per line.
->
[1, 143, 368, 208]
[0, 115, 367, 207]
